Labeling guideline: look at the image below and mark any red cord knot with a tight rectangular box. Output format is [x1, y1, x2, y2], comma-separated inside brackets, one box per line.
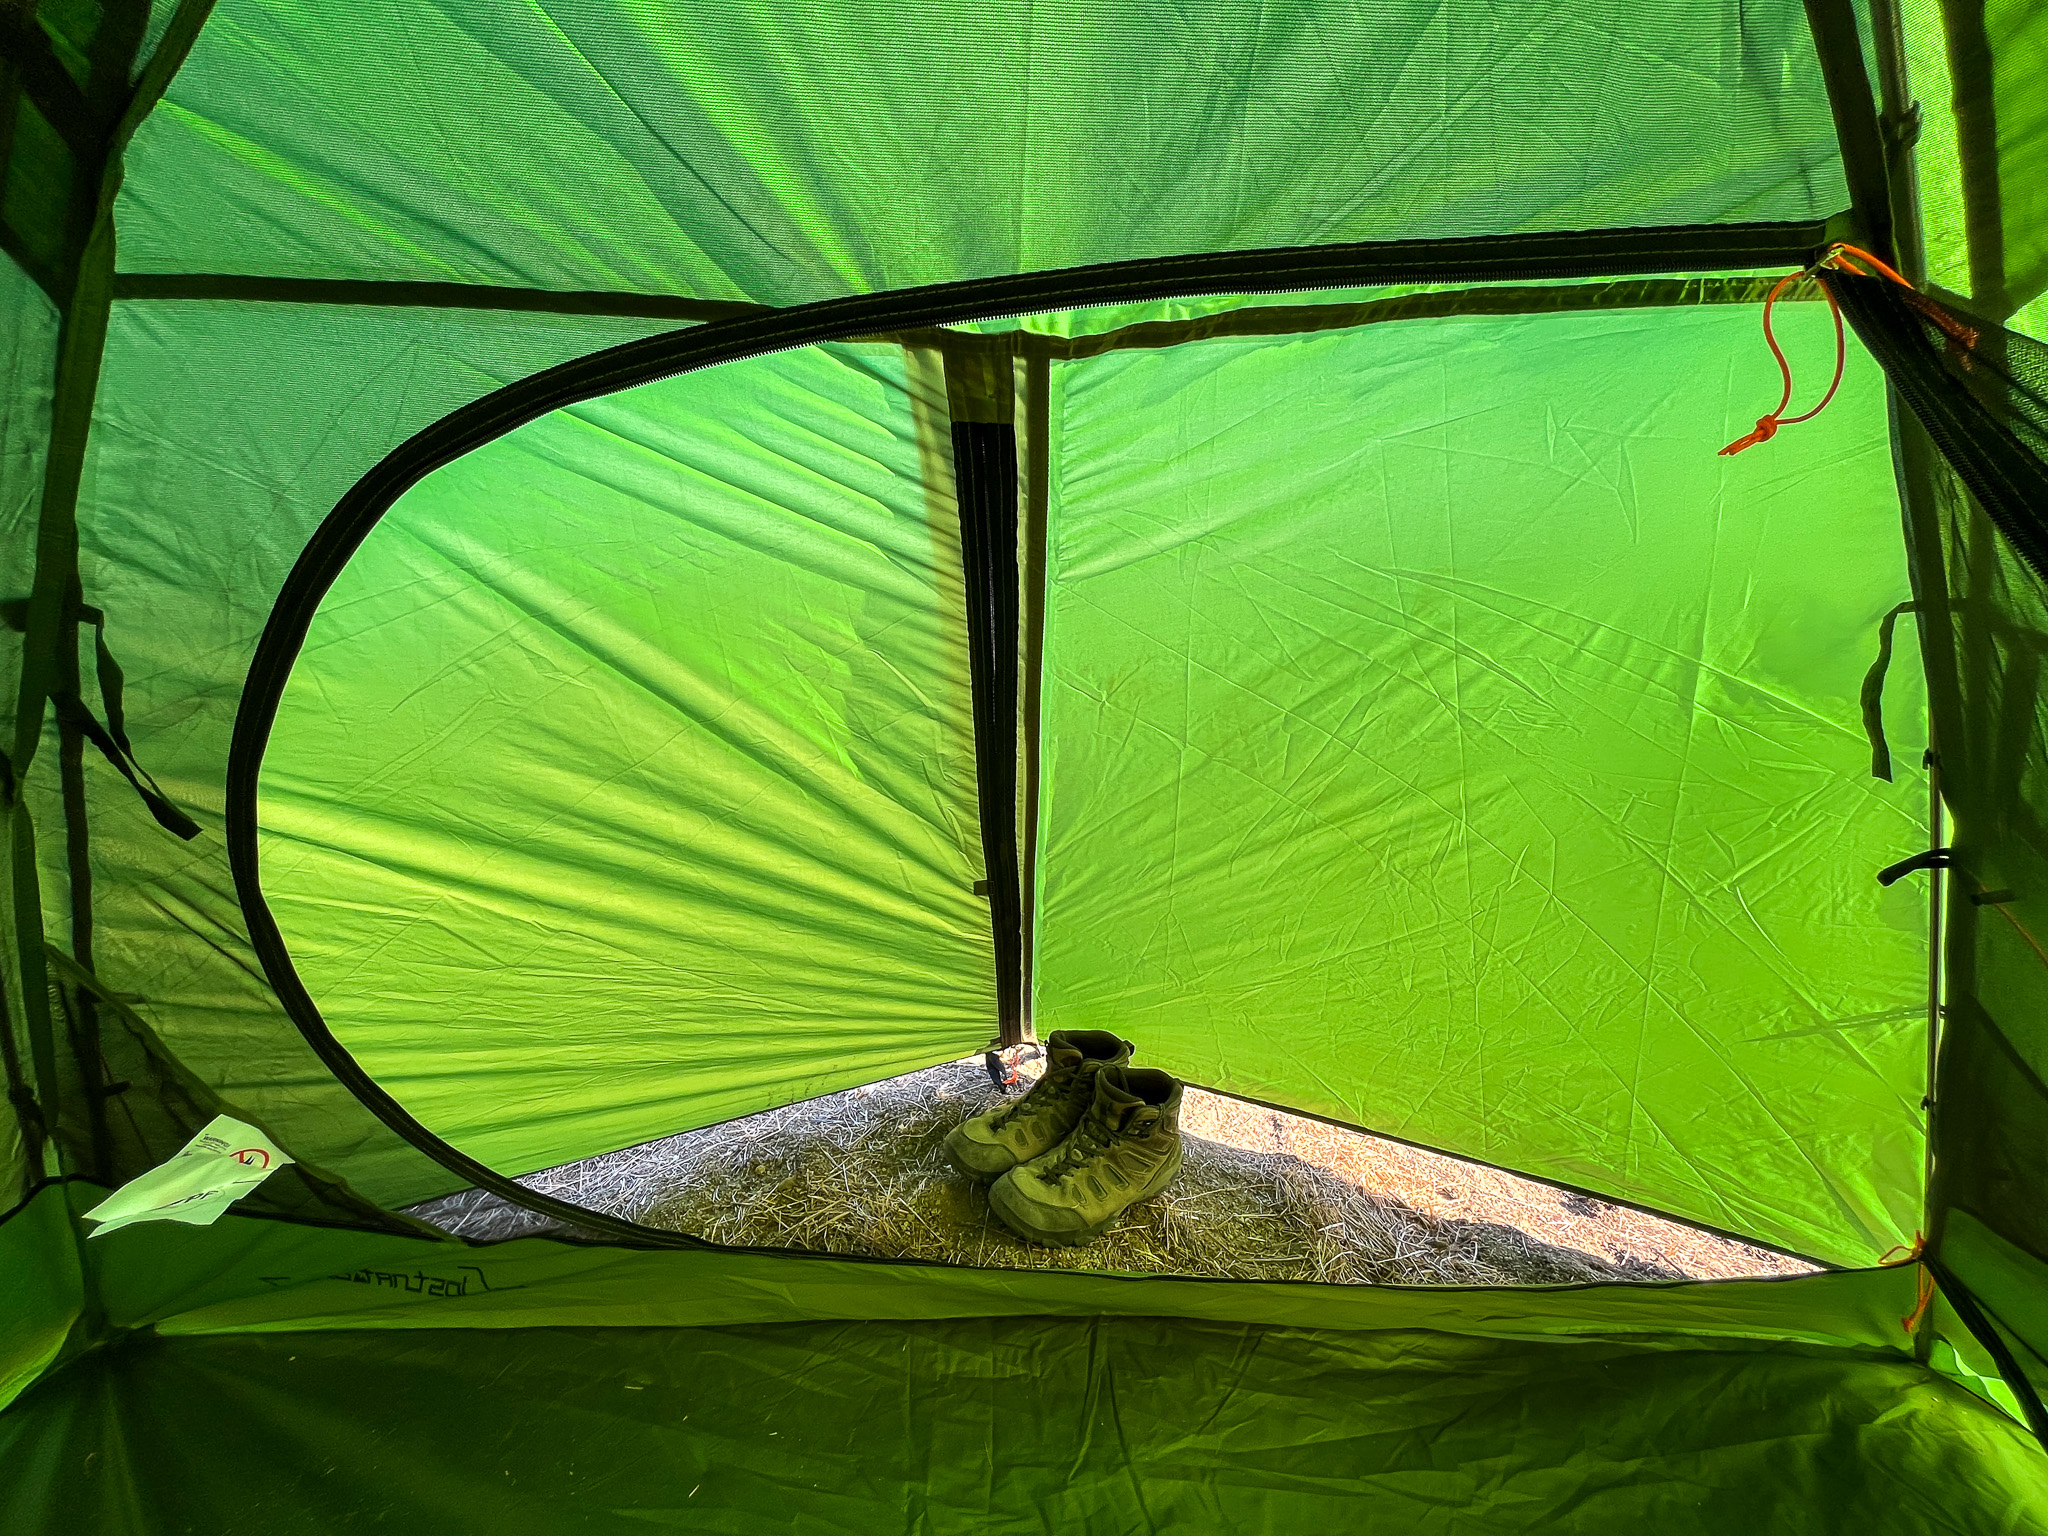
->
[1719, 415, 1782, 456]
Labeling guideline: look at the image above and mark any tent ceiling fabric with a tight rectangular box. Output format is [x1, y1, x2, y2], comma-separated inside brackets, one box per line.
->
[117, 0, 1849, 301]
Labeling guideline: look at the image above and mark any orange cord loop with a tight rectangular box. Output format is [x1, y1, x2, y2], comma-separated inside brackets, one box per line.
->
[1721, 415, 1781, 455]
[1720, 243, 1927, 457]
[1877, 1232, 1924, 1267]
[1878, 1232, 1939, 1336]
[1903, 1266, 1939, 1336]
[1829, 243, 1912, 287]
[1719, 266, 1847, 455]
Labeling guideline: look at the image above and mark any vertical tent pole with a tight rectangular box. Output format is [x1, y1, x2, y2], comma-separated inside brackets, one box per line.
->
[1866, 0, 1927, 285]
[1802, 0, 1898, 266]
[1926, 750, 1944, 1155]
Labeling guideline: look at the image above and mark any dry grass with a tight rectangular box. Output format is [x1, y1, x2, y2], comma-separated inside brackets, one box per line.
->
[411, 1059, 1813, 1287]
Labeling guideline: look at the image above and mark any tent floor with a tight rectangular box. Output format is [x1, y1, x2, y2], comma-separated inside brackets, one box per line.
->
[2, 1313, 2041, 1533]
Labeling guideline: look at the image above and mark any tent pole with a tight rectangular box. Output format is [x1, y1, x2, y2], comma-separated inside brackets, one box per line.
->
[1925, 744, 1944, 1212]
[1866, 0, 1927, 286]
[1918, 742, 1945, 1365]
[1801, 0, 1897, 264]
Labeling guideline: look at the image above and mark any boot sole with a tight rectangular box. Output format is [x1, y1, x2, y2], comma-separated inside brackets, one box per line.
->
[988, 1152, 1183, 1247]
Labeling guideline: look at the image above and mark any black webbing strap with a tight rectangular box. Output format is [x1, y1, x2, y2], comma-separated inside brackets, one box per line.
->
[49, 693, 198, 839]
[1926, 1255, 2048, 1452]
[1861, 600, 1919, 781]
[944, 343, 1026, 1046]
[1877, 847, 1955, 887]
[2, 598, 199, 839]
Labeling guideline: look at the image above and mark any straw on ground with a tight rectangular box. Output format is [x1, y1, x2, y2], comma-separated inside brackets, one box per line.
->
[413, 1060, 1813, 1285]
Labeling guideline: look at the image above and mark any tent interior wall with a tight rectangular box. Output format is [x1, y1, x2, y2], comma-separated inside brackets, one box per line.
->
[3, 0, 2048, 1529]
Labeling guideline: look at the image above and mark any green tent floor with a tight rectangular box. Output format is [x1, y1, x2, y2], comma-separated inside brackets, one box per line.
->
[3, 1315, 2043, 1533]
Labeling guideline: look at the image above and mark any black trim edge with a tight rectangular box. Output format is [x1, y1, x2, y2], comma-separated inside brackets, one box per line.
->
[114, 222, 1822, 324]
[111, 272, 766, 322]
[228, 219, 1834, 1250]
[949, 417, 1027, 1047]
[1927, 1256, 2048, 1452]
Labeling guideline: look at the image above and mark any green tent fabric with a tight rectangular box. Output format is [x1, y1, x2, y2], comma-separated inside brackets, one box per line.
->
[5, 1308, 2034, 1533]
[1905, 0, 2048, 329]
[4, 0, 2048, 1527]
[1031, 302, 1926, 1262]
[3, 1183, 2045, 1532]
[4, 1317, 2036, 1533]
[120, 0, 1850, 298]
[263, 341, 991, 1178]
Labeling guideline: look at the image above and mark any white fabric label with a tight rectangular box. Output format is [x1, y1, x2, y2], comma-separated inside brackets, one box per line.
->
[83, 1115, 294, 1237]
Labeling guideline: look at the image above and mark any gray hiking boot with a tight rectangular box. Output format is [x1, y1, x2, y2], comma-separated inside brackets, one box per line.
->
[988, 1066, 1183, 1246]
[944, 1030, 1133, 1181]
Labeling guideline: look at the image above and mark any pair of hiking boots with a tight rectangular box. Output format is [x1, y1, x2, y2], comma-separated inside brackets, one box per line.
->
[943, 1030, 1184, 1246]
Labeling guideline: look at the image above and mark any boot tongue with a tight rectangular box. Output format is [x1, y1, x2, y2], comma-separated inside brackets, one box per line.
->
[1093, 1070, 1144, 1128]
[1044, 1041, 1086, 1078]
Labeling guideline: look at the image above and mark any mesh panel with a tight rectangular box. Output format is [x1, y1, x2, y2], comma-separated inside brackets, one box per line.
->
[43, 957, 427, 1232]
[1842, 267, 2048, 1420]
[1828, 270, 2048, 577]
[1902, 0, 2048, 326]
[1889, 403, 2048, 1421]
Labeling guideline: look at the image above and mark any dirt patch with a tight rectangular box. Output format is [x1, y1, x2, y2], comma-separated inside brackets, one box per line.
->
[1180, 1092, 1810, 1282]
[412, 1059, 1812, 1285]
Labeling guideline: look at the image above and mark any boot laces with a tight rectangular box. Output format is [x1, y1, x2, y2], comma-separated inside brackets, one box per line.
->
[989, 1057, 1091, 1130]
[1044, 1106, 1129, 1182]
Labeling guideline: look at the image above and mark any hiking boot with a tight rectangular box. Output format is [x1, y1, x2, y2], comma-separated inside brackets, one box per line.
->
[944, 1030, 1132, 1181]
[988, 1066, 1183, 1246]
